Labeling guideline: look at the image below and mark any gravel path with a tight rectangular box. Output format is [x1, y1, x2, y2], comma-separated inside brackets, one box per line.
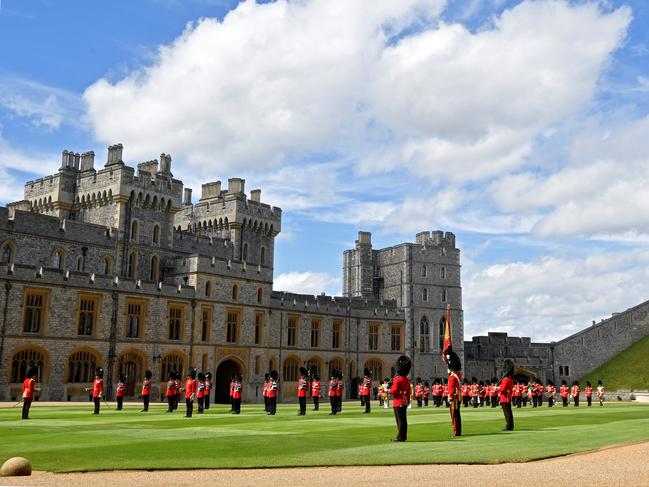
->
[2, 441, 649, 487]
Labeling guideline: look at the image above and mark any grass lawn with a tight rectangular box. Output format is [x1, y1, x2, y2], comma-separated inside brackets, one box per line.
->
[580, 334, 649, 391]
[1, 401, 648, 472]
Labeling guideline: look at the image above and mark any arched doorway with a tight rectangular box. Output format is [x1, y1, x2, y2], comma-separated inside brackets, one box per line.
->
[215, 359, 242, 403]
[117, 350, 145, 396]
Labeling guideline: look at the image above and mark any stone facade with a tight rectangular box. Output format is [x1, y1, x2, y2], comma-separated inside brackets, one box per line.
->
[0, 144, 423, 403]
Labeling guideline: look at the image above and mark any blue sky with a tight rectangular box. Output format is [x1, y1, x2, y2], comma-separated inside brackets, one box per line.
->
[2, 0, 649, 342]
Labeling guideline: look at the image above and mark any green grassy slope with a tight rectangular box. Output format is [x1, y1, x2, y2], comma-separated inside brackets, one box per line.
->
[580, 334, 649, 391]
[1, 402, 648, 472]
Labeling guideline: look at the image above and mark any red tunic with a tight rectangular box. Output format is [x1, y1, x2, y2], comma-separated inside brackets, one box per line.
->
[22, 378, 35, 399]
[389, 375, 411, 407]
[262, 380, 269, 397]
[361, 376, 371, 396]
[498, 377, 513, 403]
[415, 384, 423, 397]
[560, 385, 569, 398]
[185, 378, 196, 399]
[335, 379, 344, 397]
[585, 386, 593, 397]
[116, 381, 125, 398]
[447, 372, 462, 403]
[328, 379, 336, 397]
[267, 379, 278, 398]
[311, 380, 321, 397]
[92, 378, 104, 398]
[197, 381, 205, 398]
[297, 377, 308, 398]
[165, 379, 174, 397]
[142, 378, 152, 396]
[233, 382, 242, 399]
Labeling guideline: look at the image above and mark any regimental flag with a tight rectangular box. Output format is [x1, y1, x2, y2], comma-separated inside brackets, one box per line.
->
[442, 304, 452, 362]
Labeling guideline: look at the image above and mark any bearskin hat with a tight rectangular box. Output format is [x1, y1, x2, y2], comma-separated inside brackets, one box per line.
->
[598, 380, 603, 385]
[472, 376, 478, 383]
[237, 372, 243, 381]
[25, 365, 38, 378]
[586, 381, 591, 387]
[205, 372, 212, 380]
[491, 377, 498, 384]
[189, 367, 197, 379]
[264, 373, 270, 380]
[145, 369, 152, 380]
[96, 367, 104, 378]
[299, 367, 308, 377]
[462, 378, 468, 384]
[118, 373, 126, 382]
[547, 380, 554, 386]
[270, 370, 278, 380]
[573, 380, 579, 386]
[396, 355, 411, 376]
[314, 373, 320, 381]
[425, 381, 429, 386]
[364, 368, 371, 377]
[446, 351, 462, 372]
[198, 372, 205, 381]
[561, 380, 568, 386]
[502, 359, 515, 378]
[416, 377, 422, 383]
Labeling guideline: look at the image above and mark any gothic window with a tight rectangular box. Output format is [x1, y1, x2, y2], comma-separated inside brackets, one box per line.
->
[67, 350, 98, 383]
[149, 255, 159, 281]
[152, 225, 160, 245]
[226, 310, 239, 343]
[127, 252, 137, 278]
[440, 266, 447, 279]
[328, 358, 343, 378]
[260, 247, 266, 265]
[419, 316, 430, 353]
[53, 250, 64, 270]
[205, 281, 212, 297]
[201, 307, 212, 342]
[103, 257, 113, 275]
[10, 349, 45, 383]
[287, 316, 298, 347]
[254, 312, 263, 345]
[422, 288, 428, 301]
[77, 295, 98, 336]
[257, 288, 263, 303]
[131, 220, 139, 242]
[76, 256, 84, 272]
[23, 289, 48, 334]
[368, 323, 380, 351]
[332, 320, 342, 349]
[168, 304, 184, 340]
[365, 359, 383, 381]
[306, 357, 321, 376]
[390, 324, 403, 352]
[0, 241, 14, 264]
[232, 284, 239, 300]
[421, 264, 427, 278]
[441, 288, 448, 302]
[242, 243, 248, 261]
[161, 353, 184, 382]
[310, 319, 320, 348]
[126, 299, 145, 338]
[283, 357, 299, 382]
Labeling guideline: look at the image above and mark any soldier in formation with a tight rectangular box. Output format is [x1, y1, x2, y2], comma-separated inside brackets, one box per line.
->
[389, 355, 411, 442]
[115, 373, 126, 410]
[21, 366, 38, 420]
[311, 372, 321, 411]
[297, 367, 309, 416]
[142, 370, 152, 412]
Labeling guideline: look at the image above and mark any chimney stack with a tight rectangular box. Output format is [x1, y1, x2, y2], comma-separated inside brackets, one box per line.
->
[250, 189, 261, 203]
[183, 188, 193, 206]
[80, 151, 95, 171]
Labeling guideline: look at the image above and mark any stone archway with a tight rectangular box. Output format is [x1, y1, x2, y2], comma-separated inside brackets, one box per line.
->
[214, 358, 242, 404]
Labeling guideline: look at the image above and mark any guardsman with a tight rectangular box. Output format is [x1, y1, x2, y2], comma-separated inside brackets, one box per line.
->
[597, 380, 605, 406]
[415, 377, 423, 408]
[571, 381, 581, 407]
[432, 379, 443, 407]
[142, 370, 152, 412]
[328, 374, 337, 415]
[21, 366, 37, 420]
[92, 367, 104, 414]
[423, 381, 430, 407]
[229, 374, 235, 412]
[560, 380, 569, 407]
[197, 372, 206, 414]
[263, 373, 270, 412]
[185, 367, 197, 418]
[485, 381, 492, 407]
[267, 370, 278, 415]
[491, 378, 499, 407]
[174, 370, 181, 411]
[204, 372, 212, 410]
[535, 378, 544, 407]
[530, 378, 539, 407]
[389, 355, 411, 442]
[546, 381, 556, 407]
[446, 351, 463, 437]
[297, 367, 309, 416]
[443, 378, 451, 407]
[498, 359, 515, 431]
[381, 378, 390, 408]
[335, 370, 344, 413]
[165, 372, 175, 412]
[512, 381, 522, 408]
[116, 373, 126, 411]
[311, 373, 321, 411]
[461, 379, 470, 408]
[361, 368, 372, 413]
[232, 373, 242, 414]
[585, 381, 593, 407]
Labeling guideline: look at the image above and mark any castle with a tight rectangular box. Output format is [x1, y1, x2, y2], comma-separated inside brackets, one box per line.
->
[0, 145, 462, 402]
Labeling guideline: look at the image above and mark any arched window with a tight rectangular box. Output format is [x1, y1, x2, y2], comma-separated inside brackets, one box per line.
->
[421, 264, 427, 278]
[10, 349, 45, 383]
[242, 243, 248, 261]
[440, 266, 447, 279]
[226, 310, 239, 343]
[305, 357, 321, 377]
[422, 288, 428, 301]
[257, 288, 262, 303]
[103, 257, 112, 275]
[441, 288, 448, 302]
[205, 281, 212, 297]
[149, 255, 159, 281]
[67, 350, 99, 383]
[439, 317, 446, 351]
[52, 250, 64, 270]
[152, 225, 160, 245]
[419, 316, 430, 353]
[328, 358, 344, 378]
[130, 220, 139, 242]
[260, 247, 266, 265]
[365, 359, 383, 381]
[283, 357, 299, 382]
[76, 256, 84, 272]
[161, 353, 185, 381]
[232, 284, 239, 300]
[127, 252, 137, 278]
[117, 350, 145, 396]
[1, 241, 14, 264]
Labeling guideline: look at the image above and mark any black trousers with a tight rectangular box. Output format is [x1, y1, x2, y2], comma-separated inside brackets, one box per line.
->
[233, 398, 241, 414]
[393, 406, 408, 441]
[548, 397, 554, 407]
[515, 396, 521, 408]
[562, 397, 568, 407]
[450, 402, 461, 436]
[264, 396, 269, 412]
[174, 395, 180, 410]
[424, 396, 429, 406]
[313, 396, 319, 411]
[22, 398, 32, 419]
[268, 397, 277, 415]
[416, 396, 422, 407]
[198, 397, 204, 413]
[462, 396, 469, 408]
[486, 396, 491, 406]
[93, 397, 101, 414]
[329, 396, 337, 414]
[574, 396, 579, 407]
[143, 395, 150, 411]
[360, 395, 365, 406]
[186, 398, 194, 417]
[473, 397, 479, 408]
[501, 402, 514, 431]
[587, 396, 592, 407]
[167, 395, 174, 412]
[299, 396, 306, 415]
[434, 396, 442, 407]
[116, 396, 123, 410]
[363, 395, 370, 413]
[204, 392, 210, 409]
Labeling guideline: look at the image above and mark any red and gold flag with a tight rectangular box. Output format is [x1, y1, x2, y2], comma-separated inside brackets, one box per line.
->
[442, 304, 452, 361]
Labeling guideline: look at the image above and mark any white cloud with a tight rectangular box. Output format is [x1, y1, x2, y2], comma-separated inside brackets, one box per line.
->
[463, 250, 649, 341]
[274, 271, 341, 296]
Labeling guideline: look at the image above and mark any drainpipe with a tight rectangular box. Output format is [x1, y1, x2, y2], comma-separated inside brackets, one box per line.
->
[0, 281, 12, 385]
[106, 290, 119, 401]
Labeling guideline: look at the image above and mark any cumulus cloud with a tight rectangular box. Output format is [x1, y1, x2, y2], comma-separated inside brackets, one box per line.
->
[463, 250, 649, 342]
[274, 271, 341, 296]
